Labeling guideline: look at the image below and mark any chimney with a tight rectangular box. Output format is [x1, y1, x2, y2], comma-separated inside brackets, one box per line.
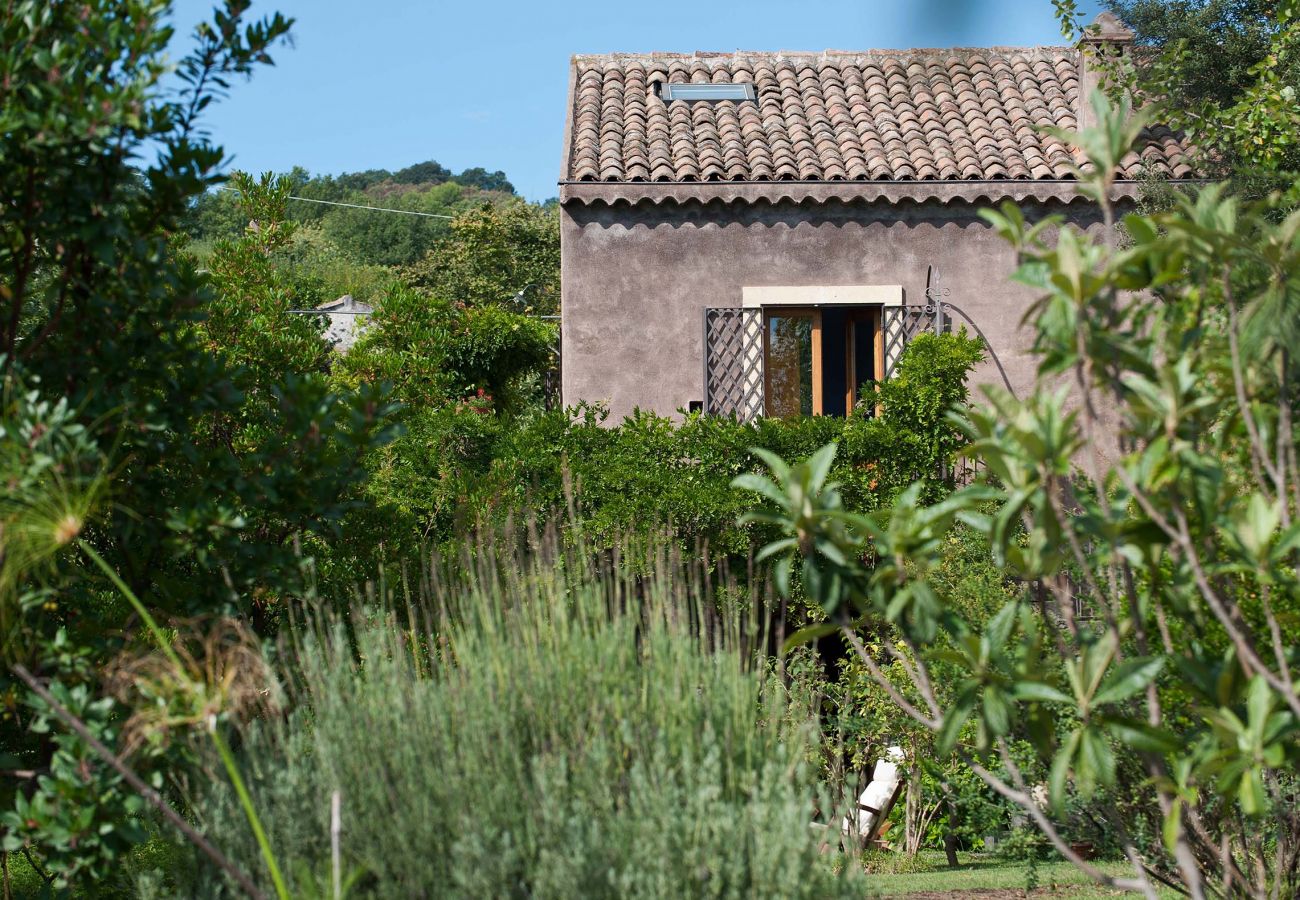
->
[1077, 12, 1135, 130]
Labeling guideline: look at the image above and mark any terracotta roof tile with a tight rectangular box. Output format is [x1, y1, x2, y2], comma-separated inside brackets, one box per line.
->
[567, 48, 1190, 185]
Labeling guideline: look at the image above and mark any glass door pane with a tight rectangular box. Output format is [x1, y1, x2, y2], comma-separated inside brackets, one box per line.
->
[846, 307, 880, 415]
[765, 311, 819, 417]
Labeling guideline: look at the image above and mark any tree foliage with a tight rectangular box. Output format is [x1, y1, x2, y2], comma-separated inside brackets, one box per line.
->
[184, 158, 521, 267]
[402, 199, 562, 313]
[182, 172, 396, 613]
[0, 0, 401, 624]
[0, 0, 338, 887]
[1079, 0, 1300, 183]
[328, 285, 556, 544]
[200, 172, 333, 376]
[1103, 0, 1291, 111]
[318, 181, 462, 267]
[740, 93, 1300, 897]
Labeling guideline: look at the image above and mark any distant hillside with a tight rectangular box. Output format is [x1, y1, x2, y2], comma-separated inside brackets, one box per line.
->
[182, 159, 558, 314]
[185, 159, 518, 268]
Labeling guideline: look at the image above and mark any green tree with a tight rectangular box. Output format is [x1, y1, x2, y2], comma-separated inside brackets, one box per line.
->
[402, 199, 561, 312]
[1079, 0, 1300, 183]
[391, 159, 452, 185]
[200, 172, 333, 377]
[739, 93, 1300, 897]
[185, 172, 396, 618]
[0, 0, 406, 620]
[453, 166, 516, 193]
[183, 159, 526, 271]
[330, 286, 555, 543]
[183, 187, 248, 253]
[0, 0, 318, 887]
[1103, 0, 1288, 111]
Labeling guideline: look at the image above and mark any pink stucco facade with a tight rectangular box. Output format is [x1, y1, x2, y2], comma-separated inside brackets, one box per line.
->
[559, 183, 1113, 421]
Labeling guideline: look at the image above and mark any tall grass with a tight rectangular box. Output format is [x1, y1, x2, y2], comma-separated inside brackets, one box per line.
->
[185, 528, 864, 898]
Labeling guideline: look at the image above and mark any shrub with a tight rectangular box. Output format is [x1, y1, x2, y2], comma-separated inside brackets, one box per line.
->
[327, 311, 979, 578]
[333, 285, 556, 411]
[0, 2, 398, 620]
[276, 224, 398, 308]
[326, 284, 556, 561]
[826, 518, 1023, 855]
[442, 304, 557, 409]
[186, 531, 866, 899]
[738, 93, 1300, 897]
[484, 331, 985, 558]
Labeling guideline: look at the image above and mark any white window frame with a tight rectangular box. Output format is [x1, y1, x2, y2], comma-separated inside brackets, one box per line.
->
[741, 285, 903, 416]
[741, 284, 903, 308]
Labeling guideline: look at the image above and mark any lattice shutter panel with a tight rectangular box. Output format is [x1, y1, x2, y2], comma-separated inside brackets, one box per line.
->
[703, 307, 763, 421]
[881, 304, 938, 379]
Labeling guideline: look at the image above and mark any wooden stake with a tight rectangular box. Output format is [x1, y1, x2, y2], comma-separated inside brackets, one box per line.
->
[331, 790, 342, 900]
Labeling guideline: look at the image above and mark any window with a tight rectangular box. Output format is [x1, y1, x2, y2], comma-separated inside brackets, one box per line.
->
[701, 287, 903, 422]
[764, 309, 820, 417]
[744, 286, 899, 419]
[761, 306, 881, 418]
[659, 82, 756, 102]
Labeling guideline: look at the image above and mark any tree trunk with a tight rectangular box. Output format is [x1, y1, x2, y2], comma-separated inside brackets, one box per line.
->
[905, 770, 922, 856]
[941, 776, 960, 868]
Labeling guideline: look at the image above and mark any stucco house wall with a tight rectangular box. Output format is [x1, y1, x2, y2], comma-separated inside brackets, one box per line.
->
[560, 193, 1107, 420]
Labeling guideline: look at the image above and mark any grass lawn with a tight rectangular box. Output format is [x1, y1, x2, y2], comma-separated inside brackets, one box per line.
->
[865, 852, 1179, 897]
[8, 846, 1186, 898]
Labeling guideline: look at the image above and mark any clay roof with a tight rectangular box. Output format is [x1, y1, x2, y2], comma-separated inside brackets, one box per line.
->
[563, 48, 1192, 187]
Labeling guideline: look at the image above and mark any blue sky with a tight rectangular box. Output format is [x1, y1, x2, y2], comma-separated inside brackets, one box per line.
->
[169, 0, 1105, 202]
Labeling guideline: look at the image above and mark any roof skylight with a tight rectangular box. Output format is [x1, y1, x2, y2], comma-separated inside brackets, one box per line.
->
[659, 82, 756, 102]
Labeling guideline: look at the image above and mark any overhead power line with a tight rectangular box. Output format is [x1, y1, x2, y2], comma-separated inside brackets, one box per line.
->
[219, 187, 456, 219]
[280, 194, 456, 219]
